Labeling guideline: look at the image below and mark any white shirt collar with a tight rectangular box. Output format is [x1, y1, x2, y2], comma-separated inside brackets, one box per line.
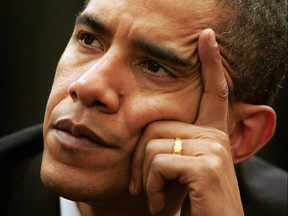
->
[60, 197, 81, 216]
[59, 197, 181, 216]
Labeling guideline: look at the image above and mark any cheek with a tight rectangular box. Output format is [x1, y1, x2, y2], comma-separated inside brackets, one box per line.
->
[44, 78, 68, 124]
[44, 53, 84, 124]
[123, 89, 202, 135]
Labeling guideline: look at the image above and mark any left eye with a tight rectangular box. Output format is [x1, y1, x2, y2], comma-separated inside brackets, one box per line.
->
[77, 32, 104, 50]
[140, 60, 170, 76]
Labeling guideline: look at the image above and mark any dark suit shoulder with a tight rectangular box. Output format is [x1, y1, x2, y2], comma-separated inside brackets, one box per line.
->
[236, 157, 287, 216]
[0, 124, 43, 166]
[0, 125, 60, 216]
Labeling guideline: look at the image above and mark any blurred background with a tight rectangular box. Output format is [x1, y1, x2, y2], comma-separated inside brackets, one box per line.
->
[0, 0, 287, 170]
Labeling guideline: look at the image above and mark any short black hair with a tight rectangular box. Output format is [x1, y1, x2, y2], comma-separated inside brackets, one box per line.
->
[216, 0, 287, 105]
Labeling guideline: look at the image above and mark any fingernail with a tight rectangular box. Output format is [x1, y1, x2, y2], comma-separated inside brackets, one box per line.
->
[129, 179, 135, 194]
[208, 29, 218, 47]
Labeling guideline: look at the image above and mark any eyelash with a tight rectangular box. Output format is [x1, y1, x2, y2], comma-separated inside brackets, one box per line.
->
[139, 60, 174, 78]
[77, 31, 104, 51]
[75, 31, 175, 78]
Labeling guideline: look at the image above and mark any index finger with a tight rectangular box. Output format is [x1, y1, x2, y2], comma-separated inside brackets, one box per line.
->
[195, 29, 229, 133]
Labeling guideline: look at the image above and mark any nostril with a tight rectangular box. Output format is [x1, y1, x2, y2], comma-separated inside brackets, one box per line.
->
[93, 100, 107, 107]
[68, 81, 79, 101]
[70, 91, 78, 101]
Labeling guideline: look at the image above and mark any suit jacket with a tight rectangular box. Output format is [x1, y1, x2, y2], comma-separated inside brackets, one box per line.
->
[0, 125, 287, 216]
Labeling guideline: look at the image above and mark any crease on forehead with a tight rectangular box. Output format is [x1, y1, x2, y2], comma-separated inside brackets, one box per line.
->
[83, 0, 220, 60]
[85, 0, 220, 30]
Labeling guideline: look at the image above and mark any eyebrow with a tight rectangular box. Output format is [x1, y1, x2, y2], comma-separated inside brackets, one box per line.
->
[76, 13, 195, 68]
[76, 13, 110, 34]
[135, 40, 195, 68]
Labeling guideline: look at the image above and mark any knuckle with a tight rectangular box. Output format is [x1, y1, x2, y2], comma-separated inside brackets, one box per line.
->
[210, 129, 230, 145]
[145, 139, 160, 155]
[145, 121, 162, 135]
[210, 142, 226, 156]
[217, 81, 229, 101]
[188, 157, 223, 189]
[202, 156, 224, 180]
[145, 139, 158, 155]
[151, 154, 165, 169]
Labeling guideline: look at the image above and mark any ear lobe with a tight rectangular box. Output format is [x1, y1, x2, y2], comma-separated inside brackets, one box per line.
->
[229, 103, 276, 164]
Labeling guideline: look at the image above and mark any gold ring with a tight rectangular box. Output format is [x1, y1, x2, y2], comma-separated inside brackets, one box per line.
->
[173, 137, 182, 155]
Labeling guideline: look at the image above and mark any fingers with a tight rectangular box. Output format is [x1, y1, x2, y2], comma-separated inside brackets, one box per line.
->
[129, 29, 231, 215]
[130, 121, 207, 195]
[130, 28, 229, 194]
[142, 137, 226, 188]
[129, 121, 189, 195]
[130, 120, 229, 195]
[146, 148, 237, 215]
[196, 29, 229, 133]
[146, 154, 190, 215]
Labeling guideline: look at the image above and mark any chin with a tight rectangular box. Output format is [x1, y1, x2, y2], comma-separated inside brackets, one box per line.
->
[40, 150, 130, 203]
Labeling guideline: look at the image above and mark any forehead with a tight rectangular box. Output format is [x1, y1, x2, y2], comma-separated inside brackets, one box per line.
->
[82, 0, 219, 61]
[84, 0, 218, 31]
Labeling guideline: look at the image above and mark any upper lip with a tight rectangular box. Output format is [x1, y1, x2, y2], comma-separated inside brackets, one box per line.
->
[54, 118, 115, 148]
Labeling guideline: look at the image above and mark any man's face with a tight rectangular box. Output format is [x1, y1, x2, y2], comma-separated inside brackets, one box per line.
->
[41, 0, 218, 201]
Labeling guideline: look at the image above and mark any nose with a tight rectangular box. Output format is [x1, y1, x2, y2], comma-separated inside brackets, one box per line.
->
[68, 55, 122, 114]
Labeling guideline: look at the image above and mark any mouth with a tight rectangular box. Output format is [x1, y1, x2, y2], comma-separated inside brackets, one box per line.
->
[53, 118, 116, 149]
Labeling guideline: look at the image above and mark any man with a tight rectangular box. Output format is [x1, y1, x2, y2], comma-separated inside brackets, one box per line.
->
[1, 0, 287, 215]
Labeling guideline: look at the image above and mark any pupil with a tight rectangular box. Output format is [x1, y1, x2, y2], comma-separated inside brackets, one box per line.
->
[147, 61, 160, 72]
[83, 35, 94, 45]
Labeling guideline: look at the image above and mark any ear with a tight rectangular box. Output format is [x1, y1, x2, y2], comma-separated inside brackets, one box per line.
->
[228, 102, 276, 164]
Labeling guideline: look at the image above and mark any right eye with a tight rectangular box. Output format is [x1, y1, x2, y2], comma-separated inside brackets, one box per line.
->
[77, 32, 104, 51]
[139, 60, 171, 77]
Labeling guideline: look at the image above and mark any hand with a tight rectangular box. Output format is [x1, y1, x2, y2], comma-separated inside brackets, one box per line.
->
[129, 29, 244, 216]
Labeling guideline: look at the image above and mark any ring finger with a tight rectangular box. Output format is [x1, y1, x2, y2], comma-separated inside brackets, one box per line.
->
[142, 138, 218, 188]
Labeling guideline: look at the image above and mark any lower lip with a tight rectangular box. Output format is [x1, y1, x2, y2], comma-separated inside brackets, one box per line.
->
[54, 129, 102, 150]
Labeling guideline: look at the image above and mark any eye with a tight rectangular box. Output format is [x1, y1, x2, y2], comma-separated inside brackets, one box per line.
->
[77, 32, 104, 51]
[140, 60, 172, 77]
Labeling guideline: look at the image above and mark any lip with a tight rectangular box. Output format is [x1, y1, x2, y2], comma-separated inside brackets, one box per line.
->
[53, 118, 116, 149]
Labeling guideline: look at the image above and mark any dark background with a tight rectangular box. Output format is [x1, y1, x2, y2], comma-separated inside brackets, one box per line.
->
[0, 0, 287, 170]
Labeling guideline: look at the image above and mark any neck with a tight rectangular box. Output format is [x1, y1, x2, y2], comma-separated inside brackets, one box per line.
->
[76, 193, 183, 216]
[76, 181, 186, 216]
[77, 192, 151, 216]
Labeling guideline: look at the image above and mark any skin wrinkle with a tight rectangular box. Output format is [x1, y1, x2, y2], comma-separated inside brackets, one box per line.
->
[36, 1, 285, 216]
[78, 13, 204, 83]
[76, 14, 110, 35]
[42, 2, 212, 212]
[75, 1, 258, 104]
[85, 0, 221, 62]
[135, 40, 196, 68]
[79, 0, 232, 115]
[82, 0, 228, 92]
